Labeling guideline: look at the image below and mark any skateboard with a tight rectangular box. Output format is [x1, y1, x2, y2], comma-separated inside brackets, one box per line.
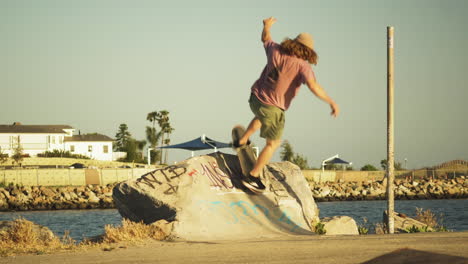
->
[231, 125, 264, 193]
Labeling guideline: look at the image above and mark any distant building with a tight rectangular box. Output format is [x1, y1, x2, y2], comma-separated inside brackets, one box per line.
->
[0, 122, 115, 161]
[64, 134, 114, 161]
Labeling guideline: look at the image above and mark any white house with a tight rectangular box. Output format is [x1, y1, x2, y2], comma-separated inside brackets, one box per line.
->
[0, 123, 115, 161]
[64, 134, 114, 161]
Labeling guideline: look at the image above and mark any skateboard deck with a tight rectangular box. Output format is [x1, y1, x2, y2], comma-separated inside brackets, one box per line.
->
[232, 125, 265, 193]
[232, 125, 257, 178]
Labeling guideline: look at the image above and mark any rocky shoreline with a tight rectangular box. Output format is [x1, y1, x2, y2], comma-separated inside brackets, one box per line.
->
[0, 185, 115, 211]
[0, 177, 466, 211]
[310, 177, 467, 202]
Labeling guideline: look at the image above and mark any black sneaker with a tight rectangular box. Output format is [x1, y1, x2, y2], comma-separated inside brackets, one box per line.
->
[242, 175, 265, 192]
[252, 176, 266, 190]
[232, 139, 251, 148]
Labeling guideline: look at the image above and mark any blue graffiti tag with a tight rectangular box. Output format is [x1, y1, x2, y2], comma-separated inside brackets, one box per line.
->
[196, 200, 302, 232]
[278, 212, 300, 232]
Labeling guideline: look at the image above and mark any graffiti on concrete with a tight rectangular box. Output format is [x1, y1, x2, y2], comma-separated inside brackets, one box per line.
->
[197, 200, 301, 232]
[136, 165, 186, 194]
[188, 169, 198, 177]
[199, 162, 234, 190]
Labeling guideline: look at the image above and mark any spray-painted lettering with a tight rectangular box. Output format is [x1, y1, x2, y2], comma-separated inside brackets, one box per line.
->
[136, 165, 186, 194]
[199, 162, 234, 189]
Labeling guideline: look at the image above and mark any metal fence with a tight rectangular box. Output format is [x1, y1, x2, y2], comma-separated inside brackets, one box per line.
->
[304, 168, 468, 183]
[395, 169, 468, 180]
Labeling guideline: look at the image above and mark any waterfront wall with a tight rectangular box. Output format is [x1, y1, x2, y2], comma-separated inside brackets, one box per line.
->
[2, 168, 467, 187]
[0, 168, 154, 186]
[0, 177, 466, 212]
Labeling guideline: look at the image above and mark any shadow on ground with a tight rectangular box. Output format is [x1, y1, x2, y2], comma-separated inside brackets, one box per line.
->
[361, 248, 468, 264]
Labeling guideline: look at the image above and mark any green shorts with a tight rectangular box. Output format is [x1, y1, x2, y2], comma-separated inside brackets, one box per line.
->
[249, 94, 285, 140]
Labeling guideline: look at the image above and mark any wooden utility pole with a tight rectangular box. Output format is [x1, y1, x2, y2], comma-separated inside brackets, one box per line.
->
[387, 26, 395, 234]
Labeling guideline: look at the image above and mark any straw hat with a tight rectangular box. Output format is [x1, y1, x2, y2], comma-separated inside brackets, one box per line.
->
[294, 33, 314, 50]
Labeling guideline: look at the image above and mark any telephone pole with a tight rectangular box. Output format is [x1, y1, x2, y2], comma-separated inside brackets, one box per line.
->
[386, 26, 395, 234]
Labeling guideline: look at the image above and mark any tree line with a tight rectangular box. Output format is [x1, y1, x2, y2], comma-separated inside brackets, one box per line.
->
[114, 110, 174, 164]
[279, 140, 405, 171]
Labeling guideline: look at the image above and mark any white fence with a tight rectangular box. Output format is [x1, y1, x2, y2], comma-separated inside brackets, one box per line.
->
[0, 168, 154, 186]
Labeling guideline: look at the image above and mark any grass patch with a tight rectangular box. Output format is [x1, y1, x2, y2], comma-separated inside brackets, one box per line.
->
[373, 208, 449, 234]
[0, 218, 169, 257]
[374, 222, 387, 235]
[100, 219, 167, 243]
[0, 218, 76, 256]
[414, 207, 449, 232]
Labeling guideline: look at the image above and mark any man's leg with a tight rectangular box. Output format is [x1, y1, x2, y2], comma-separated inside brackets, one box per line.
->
[239, 118, 262, 145]
[250, 138, 281, 177]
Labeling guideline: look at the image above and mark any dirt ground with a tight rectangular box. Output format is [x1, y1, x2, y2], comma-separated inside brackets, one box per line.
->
[1, 232, 467, 264]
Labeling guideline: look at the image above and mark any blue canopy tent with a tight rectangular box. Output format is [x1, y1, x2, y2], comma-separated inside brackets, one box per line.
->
[321, 154, 352, 171]
[158, 135, 231, 157]
[327, 157, 351, 164]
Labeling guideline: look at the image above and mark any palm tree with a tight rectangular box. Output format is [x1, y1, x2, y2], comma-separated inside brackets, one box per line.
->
[163, 123, 175, 164]
[146, 111, 162, 164]
[146, 111, 160, 130]
[157, 110, 170, 164]
[146, 126, 161, 164]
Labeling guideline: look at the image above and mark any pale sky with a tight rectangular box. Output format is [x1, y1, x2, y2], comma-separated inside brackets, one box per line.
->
[1, 0, 467, 169]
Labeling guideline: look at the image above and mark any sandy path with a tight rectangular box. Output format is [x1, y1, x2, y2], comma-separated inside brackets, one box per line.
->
[1, 232, 467, 264]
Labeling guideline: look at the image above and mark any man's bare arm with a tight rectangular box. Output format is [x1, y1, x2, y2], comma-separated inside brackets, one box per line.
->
[306, 78, 340, 117]
[262, 17, 277, 43]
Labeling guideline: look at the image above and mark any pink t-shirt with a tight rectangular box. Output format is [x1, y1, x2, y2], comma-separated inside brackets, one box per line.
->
[251, 40, 315, 110]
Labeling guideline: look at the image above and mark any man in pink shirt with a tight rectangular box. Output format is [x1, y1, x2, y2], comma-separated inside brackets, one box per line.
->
[234, 17, 340, 192]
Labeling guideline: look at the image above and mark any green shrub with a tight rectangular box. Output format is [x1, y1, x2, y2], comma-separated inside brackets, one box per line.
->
[0, 182, 19, 189]
[0, 152, 8, 164]
[314, 222, 326, 235]
[403, 225, 431, 233]
[37, 150, 90, 160]
[358, 226, 369, 235]
[361, 164, 378, 171]
[358, 217, 370, 235]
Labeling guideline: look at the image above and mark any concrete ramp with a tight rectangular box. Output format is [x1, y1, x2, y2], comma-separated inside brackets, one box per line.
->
[113, 152, 319, 240]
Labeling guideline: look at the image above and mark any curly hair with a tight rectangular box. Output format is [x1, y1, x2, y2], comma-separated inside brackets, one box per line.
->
[280, 38, 318, 65]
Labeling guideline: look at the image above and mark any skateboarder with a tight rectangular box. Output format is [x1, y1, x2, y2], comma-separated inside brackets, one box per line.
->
[233, 17, 340, 192]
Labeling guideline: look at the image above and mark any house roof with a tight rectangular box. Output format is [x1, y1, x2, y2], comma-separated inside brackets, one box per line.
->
[0, 124, 74, 134]
[64, 134, 114, 142]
